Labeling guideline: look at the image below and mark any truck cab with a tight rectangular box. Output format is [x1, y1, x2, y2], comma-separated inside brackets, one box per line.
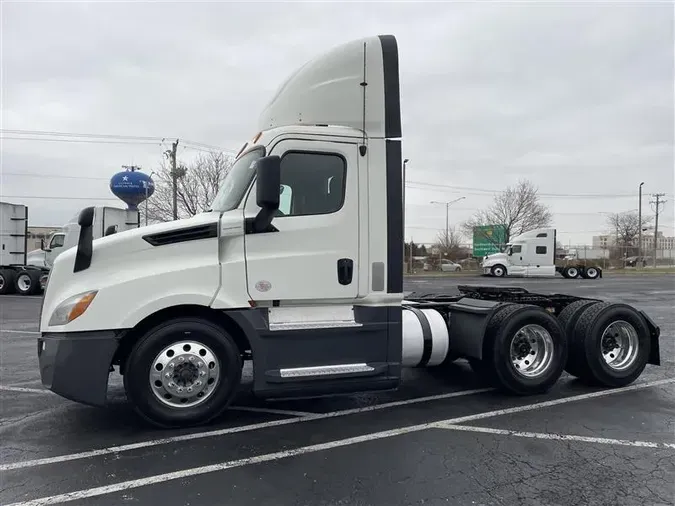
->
[481, 228, 557, 277]
[26, 231, 66, 268]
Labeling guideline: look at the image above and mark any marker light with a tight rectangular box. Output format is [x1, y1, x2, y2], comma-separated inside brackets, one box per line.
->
[48, 290, 98, 327]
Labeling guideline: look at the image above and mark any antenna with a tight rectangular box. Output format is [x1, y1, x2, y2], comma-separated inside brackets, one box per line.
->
[359, 41, 368, 157]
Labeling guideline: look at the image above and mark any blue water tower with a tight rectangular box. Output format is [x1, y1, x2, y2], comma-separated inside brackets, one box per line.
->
[110, 166, 155, 210]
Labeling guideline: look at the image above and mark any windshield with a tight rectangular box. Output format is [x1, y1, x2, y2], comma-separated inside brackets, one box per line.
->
[210, 146, 265, 212]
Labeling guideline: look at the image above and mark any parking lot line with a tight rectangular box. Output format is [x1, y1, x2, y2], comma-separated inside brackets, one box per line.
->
[0, 385, 52, 395]
[438, 424, 675, 450]
[0, 329, 40, 335]
[5, 377, 674, 506]
[0, 387, 492, 472]
[228, 406, 315, 417]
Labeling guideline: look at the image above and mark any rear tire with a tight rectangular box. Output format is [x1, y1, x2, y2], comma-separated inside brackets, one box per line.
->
[570, 302, 650, 387]
[558, 299, 600, 378]
[482, 304, 567, 395]
[0, 269, 16, 295]
[563, 266, 579, 279]
[582, 266, 600, 279]
[123, 317, 243, 428]
[14, 270, 41, 295]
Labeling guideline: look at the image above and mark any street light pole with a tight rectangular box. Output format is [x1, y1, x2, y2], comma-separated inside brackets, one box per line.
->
[145, 171, 156, 226]
[638, 182, 644, 267]
[430, 196, 466, 248]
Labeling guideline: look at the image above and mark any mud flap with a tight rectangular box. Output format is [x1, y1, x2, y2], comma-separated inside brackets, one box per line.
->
[639, 310, 661, 366]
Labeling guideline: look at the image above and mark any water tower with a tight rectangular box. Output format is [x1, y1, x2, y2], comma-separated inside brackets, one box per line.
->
[109, 165, 155, 210]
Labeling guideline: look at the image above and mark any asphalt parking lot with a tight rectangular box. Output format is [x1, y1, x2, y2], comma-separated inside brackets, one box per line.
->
[1, 275, 673, 506]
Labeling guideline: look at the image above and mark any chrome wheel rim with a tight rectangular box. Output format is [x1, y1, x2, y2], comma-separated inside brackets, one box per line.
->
[567, 267, 578, 277]
[510, 324, 554, 378]
[17, 274, 31, 292]
[493, 267, 504, 277]
[0, 275, 4, 290]
[601, 320, 639, 371]
[587, 268, 597, 278]
[149, 340, 220, 408]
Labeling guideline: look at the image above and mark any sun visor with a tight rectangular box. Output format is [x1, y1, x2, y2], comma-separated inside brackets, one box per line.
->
[258, 35, 401, 140]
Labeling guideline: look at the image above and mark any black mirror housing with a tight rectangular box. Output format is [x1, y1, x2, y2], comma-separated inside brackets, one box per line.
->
[78, 206, 95, 228]
[256, 156, 281, 211]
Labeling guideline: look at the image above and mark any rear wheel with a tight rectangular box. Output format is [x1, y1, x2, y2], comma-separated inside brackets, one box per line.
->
[569, 302, 650, 387]
[14, 270, 41, 295]
[0, 269, 16, 295]
[558, 299, 600, 378]
[583, 266, 600, 279]
[563, 266, 579, 279]
[481, 304, 567, 395]
[124, 317, 243, 428]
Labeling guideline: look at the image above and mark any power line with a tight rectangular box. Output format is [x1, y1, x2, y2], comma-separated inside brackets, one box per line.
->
[406, 181, 637, 199]
[0, 136, 163, 146]
[0, 195, 118, 201]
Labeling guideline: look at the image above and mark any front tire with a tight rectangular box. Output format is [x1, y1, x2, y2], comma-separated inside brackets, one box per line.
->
[482, 304, 567, 395]
[491, 264, 507, 277]
[124, 317, 243, 428]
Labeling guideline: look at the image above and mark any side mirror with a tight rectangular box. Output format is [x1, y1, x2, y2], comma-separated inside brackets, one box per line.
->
[78, 206, 95, 228]
[255, 155, 281, 211]
[250, 156, 281, 234]
[40, 239, 46, 251]
[508, 250, 513, 256]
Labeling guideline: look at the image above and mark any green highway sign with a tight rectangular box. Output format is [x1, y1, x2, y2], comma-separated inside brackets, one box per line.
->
[472, 225, 507, 257]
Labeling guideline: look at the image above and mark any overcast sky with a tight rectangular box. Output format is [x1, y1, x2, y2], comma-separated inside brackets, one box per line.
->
[2, 1, 673, 246]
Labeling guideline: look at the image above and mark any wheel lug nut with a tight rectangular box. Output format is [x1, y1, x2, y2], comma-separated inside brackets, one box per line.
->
[198, 362, 203, 368]
[196, 380, 202, 386]
[189, 356, 195, 362]
[200, 370, 206, 376]
[179, 357, 185, 363]
[168, 382, 175, 388]
[169, 362, 175, 368]
[187, 387, 193, 392]
[165, 373, 171, 378]
[177, 387, 183, 392]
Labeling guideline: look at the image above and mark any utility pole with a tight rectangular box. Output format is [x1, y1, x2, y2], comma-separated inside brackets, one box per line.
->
[169, 139, 179, 220]
[638, 182, 644, 267]
[651, 193, 666, 268]
[430, 196, 466, 252]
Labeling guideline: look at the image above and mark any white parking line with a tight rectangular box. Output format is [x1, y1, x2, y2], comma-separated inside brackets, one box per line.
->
[0, 387, 492, 472]
[228, 406, 315, 417]
[5, 377, 674, 506]
[0, 385, 52, 395]
[438, 424, 675, 450]
[0, 329, 40, 335]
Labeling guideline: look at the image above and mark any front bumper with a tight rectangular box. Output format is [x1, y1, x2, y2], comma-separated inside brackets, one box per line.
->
[38, 330, 122, 407]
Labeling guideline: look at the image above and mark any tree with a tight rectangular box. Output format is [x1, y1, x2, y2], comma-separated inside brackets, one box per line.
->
[462, 179, 553, 245]
[145, 151, 234, 223]
[605, 211, 653, 249]
[434, 226, 465, 259]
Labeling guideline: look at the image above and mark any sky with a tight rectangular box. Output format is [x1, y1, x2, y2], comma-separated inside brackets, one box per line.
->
[1, 0, 673, 247]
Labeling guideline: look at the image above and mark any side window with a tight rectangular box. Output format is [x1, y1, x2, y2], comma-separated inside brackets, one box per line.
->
[279, 185, 293, 215]
[511, 245, 522, 254]
[536, 233, 548, 238]
[50, 234, 64, 249]
[278, 152, 346, 216]
[536, 246, 547, 254]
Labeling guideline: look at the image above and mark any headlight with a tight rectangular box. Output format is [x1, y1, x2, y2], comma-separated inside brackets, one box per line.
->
[48, 290, 98, 327]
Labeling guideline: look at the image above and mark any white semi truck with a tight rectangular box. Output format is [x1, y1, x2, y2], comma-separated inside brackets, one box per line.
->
[37, 35, 662, 429]
[0, 201, 139, 295]
[480, 227, 603, 279]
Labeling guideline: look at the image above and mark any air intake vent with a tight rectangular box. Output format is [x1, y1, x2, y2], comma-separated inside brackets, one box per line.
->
[143, 222, 218, 247]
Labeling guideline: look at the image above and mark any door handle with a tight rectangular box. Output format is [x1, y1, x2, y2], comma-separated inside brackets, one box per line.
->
[337, 258, 354, 285]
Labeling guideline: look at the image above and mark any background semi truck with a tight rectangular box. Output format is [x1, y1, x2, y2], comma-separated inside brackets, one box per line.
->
[37, 35, 662, 429]
[480, 227, 603, 279]
[0, 201, 139, 295]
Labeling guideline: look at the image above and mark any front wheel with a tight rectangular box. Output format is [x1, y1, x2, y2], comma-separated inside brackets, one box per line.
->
[491, 264, 507, 277]
[124, 317, 243, 428]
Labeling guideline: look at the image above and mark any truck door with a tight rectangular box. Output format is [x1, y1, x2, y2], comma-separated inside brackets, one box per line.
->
[44, 233, 65, 267]
[244, 139, 359, 301]
[240, 139, 396, 399]
[507, 244, 527, 275]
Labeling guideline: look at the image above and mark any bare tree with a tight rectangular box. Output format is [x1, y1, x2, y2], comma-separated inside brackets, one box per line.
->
[145, 151, 234, 223]
[462, 179, 553, 245]
[605, 211, 653, 247]
[434, 226, 465, 258]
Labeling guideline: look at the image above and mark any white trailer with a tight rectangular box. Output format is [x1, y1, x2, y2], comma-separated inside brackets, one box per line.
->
[37, 35, 662, 428]
[0, 201, 139, 295]
[480, 227, 603, 279]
